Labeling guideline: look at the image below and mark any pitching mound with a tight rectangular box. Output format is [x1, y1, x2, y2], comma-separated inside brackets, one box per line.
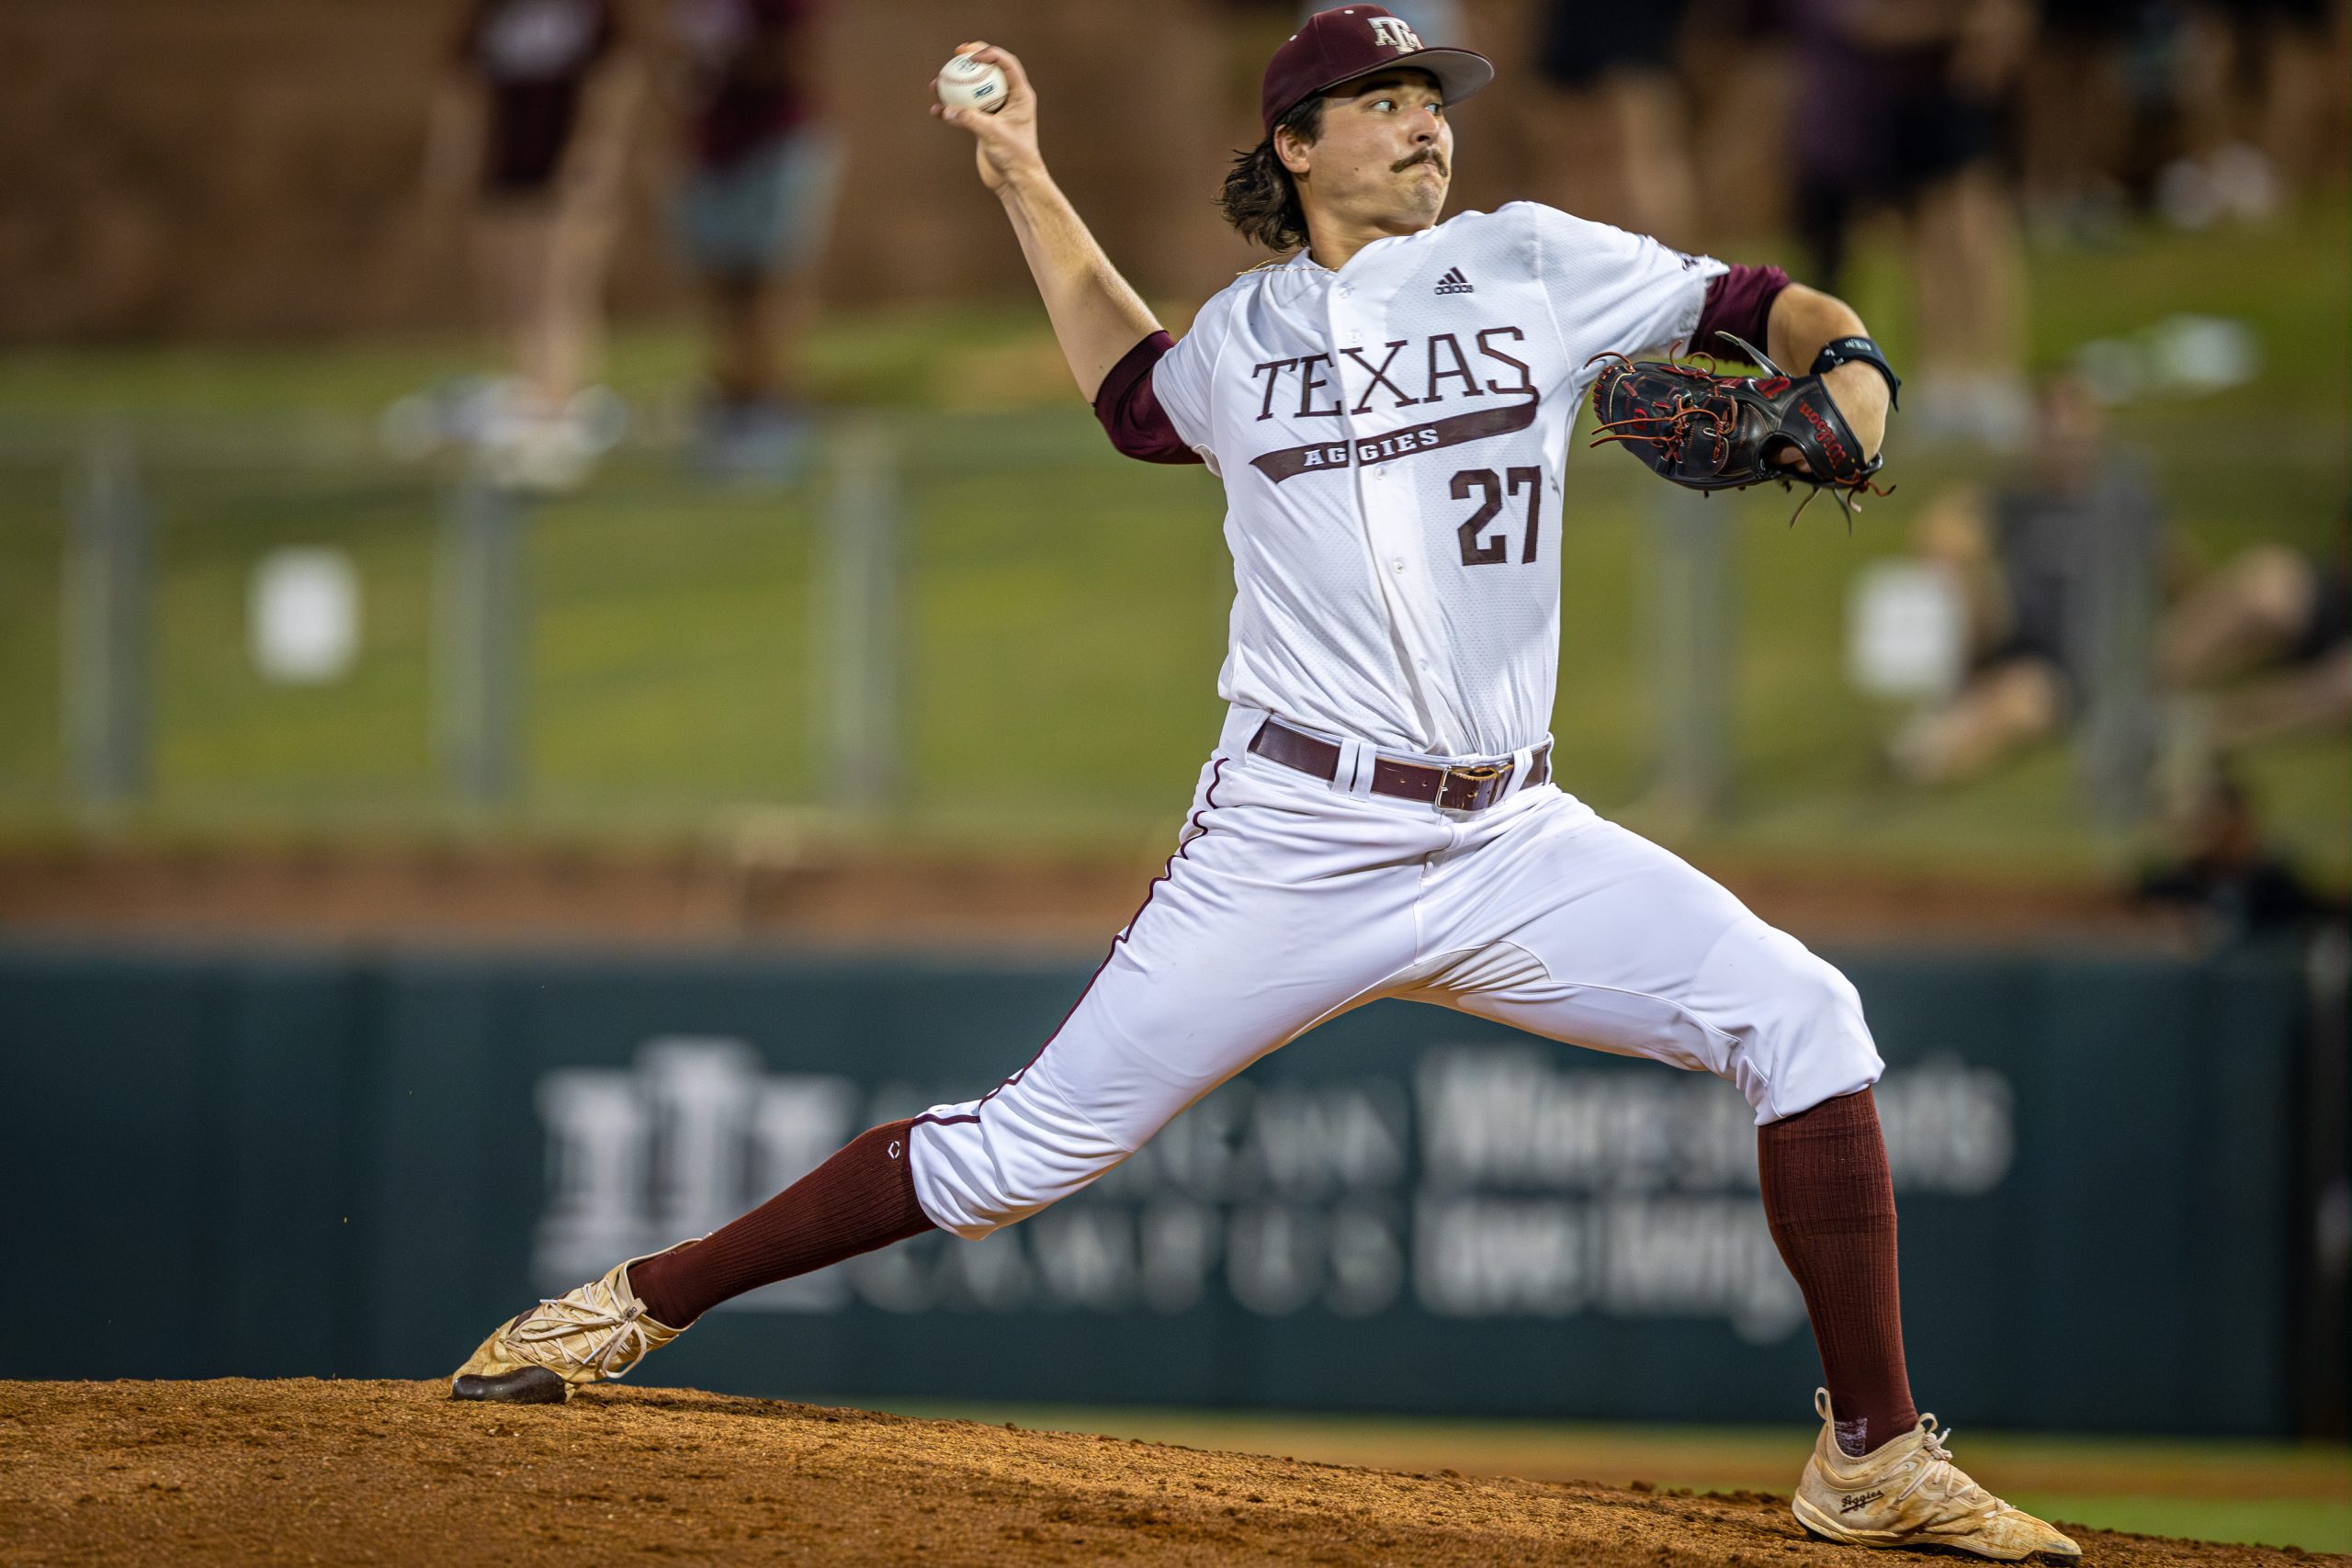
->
[0, 1380, 2314, 1565]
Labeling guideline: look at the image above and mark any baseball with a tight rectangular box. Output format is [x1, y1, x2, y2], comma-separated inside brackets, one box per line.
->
[936, 52, 1008, 114]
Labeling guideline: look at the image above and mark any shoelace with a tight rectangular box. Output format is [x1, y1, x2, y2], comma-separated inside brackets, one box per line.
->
[507, 1285, 651, 1381]
[1890, 1419, 2005, 1516]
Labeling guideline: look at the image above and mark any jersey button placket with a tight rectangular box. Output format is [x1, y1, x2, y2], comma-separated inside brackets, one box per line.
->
[1332, 304, 1404, 579]
[1332, 276, 1440, 726]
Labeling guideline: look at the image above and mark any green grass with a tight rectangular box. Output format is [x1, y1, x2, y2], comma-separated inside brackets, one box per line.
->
[0, 202, 2343, 877]
[859, 1401, 2352, 1553]
[2005, 1495, 2350, 1553]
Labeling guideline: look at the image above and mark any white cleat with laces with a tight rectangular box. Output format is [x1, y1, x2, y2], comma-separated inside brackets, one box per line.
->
[1793, 1390, 2082, 1562]
[450, 1253, 687, 1404]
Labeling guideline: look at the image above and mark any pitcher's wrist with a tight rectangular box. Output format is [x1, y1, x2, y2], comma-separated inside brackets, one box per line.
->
[993, 160, 1054, 201]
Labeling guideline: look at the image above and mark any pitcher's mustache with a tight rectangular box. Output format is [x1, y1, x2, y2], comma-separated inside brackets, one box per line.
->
[1394, 148, 1447, 174]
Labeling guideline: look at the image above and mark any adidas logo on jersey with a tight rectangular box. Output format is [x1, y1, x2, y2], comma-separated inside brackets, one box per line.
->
[1434, 267, 1475, 296]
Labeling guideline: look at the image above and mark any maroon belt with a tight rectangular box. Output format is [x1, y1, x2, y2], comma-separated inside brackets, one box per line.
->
[1248, 717, 1550, 812]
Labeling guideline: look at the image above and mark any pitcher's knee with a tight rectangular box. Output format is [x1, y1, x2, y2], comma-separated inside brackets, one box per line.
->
[1717, 926, 1883, 1123]
[905, 1090, 1130, 1240]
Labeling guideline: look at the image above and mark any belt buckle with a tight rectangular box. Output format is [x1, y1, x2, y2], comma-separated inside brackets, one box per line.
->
[1439, 759, 1510, 808]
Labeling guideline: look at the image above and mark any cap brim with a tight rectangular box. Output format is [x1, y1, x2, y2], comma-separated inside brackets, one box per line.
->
[1312, 47, 1494, 110]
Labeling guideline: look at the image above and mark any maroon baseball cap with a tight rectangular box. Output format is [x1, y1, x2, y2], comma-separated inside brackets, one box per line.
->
[1260, 6, 1493, 134]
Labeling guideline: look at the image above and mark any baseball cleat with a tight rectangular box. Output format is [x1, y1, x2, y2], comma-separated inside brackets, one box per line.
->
[450, 1253, 686, 1404]
[1792, 1390, 2082, 1562]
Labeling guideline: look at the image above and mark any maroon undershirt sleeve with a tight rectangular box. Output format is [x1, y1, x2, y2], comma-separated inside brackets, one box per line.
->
[1690, 264, 1792, 367]
[1092, 331, 1204, 466]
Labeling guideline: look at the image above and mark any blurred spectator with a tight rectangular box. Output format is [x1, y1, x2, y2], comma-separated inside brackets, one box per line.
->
[422, 0, 643, 490]
[2165, 0, 2350, 224]
[2163, 526, 2352, 750]
[2017, 0, 2137, 237]
[1684, 0, 1800, 240]
[1789, 0, 2031, 446]
[670, 0, 839, 482]
[2135, 770, 2346, 942]
[1521, 0, 1702, 247]
[1891, 375, 2165, 784]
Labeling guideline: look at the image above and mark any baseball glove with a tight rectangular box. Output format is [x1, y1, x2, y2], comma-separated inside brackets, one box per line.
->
[1588, 334, 1886, 522]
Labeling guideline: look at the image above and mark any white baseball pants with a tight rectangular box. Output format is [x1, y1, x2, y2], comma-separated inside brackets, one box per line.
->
[910, 705, 1883, 1240]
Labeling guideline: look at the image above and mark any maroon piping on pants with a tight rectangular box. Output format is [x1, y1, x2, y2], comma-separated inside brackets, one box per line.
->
[909, 756, 1229, 1134]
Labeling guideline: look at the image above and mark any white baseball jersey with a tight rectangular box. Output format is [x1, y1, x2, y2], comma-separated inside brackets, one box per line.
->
[1150, 203, 1726, 761]
[909, 205, 1881, 1242]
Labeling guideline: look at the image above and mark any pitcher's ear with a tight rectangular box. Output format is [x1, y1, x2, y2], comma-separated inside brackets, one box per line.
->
[1274, 129, 1312, 177]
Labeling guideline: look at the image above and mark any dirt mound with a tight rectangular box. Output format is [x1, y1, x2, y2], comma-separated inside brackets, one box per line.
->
[0, 1380, 2316, 1566]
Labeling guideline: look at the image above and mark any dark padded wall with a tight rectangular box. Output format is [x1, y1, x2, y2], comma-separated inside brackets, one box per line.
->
[0, 942, 2309, 1434]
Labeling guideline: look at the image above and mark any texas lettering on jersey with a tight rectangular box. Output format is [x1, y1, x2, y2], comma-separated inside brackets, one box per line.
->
[1247, 327, 1540, 481]
[1247, 326, 1537, 420]
[1106, 202, 1729, 756]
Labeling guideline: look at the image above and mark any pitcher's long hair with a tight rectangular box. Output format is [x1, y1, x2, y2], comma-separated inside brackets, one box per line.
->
[1218, 95, 1325, 253]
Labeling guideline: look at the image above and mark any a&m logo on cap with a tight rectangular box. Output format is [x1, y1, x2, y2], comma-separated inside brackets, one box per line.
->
[1368, 15, 1425, 51]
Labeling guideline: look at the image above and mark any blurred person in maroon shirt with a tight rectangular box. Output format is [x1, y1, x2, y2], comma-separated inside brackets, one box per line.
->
[670, 0, 838, 481]
[1789, 0, 2032, 448]
[422, 0, 645, 489]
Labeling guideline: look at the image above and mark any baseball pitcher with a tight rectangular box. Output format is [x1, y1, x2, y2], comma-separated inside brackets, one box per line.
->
[454, 12, 2075, 1559]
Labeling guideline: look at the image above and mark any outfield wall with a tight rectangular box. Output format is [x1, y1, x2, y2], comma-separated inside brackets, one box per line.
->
[0, 942, 2317, 1434]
